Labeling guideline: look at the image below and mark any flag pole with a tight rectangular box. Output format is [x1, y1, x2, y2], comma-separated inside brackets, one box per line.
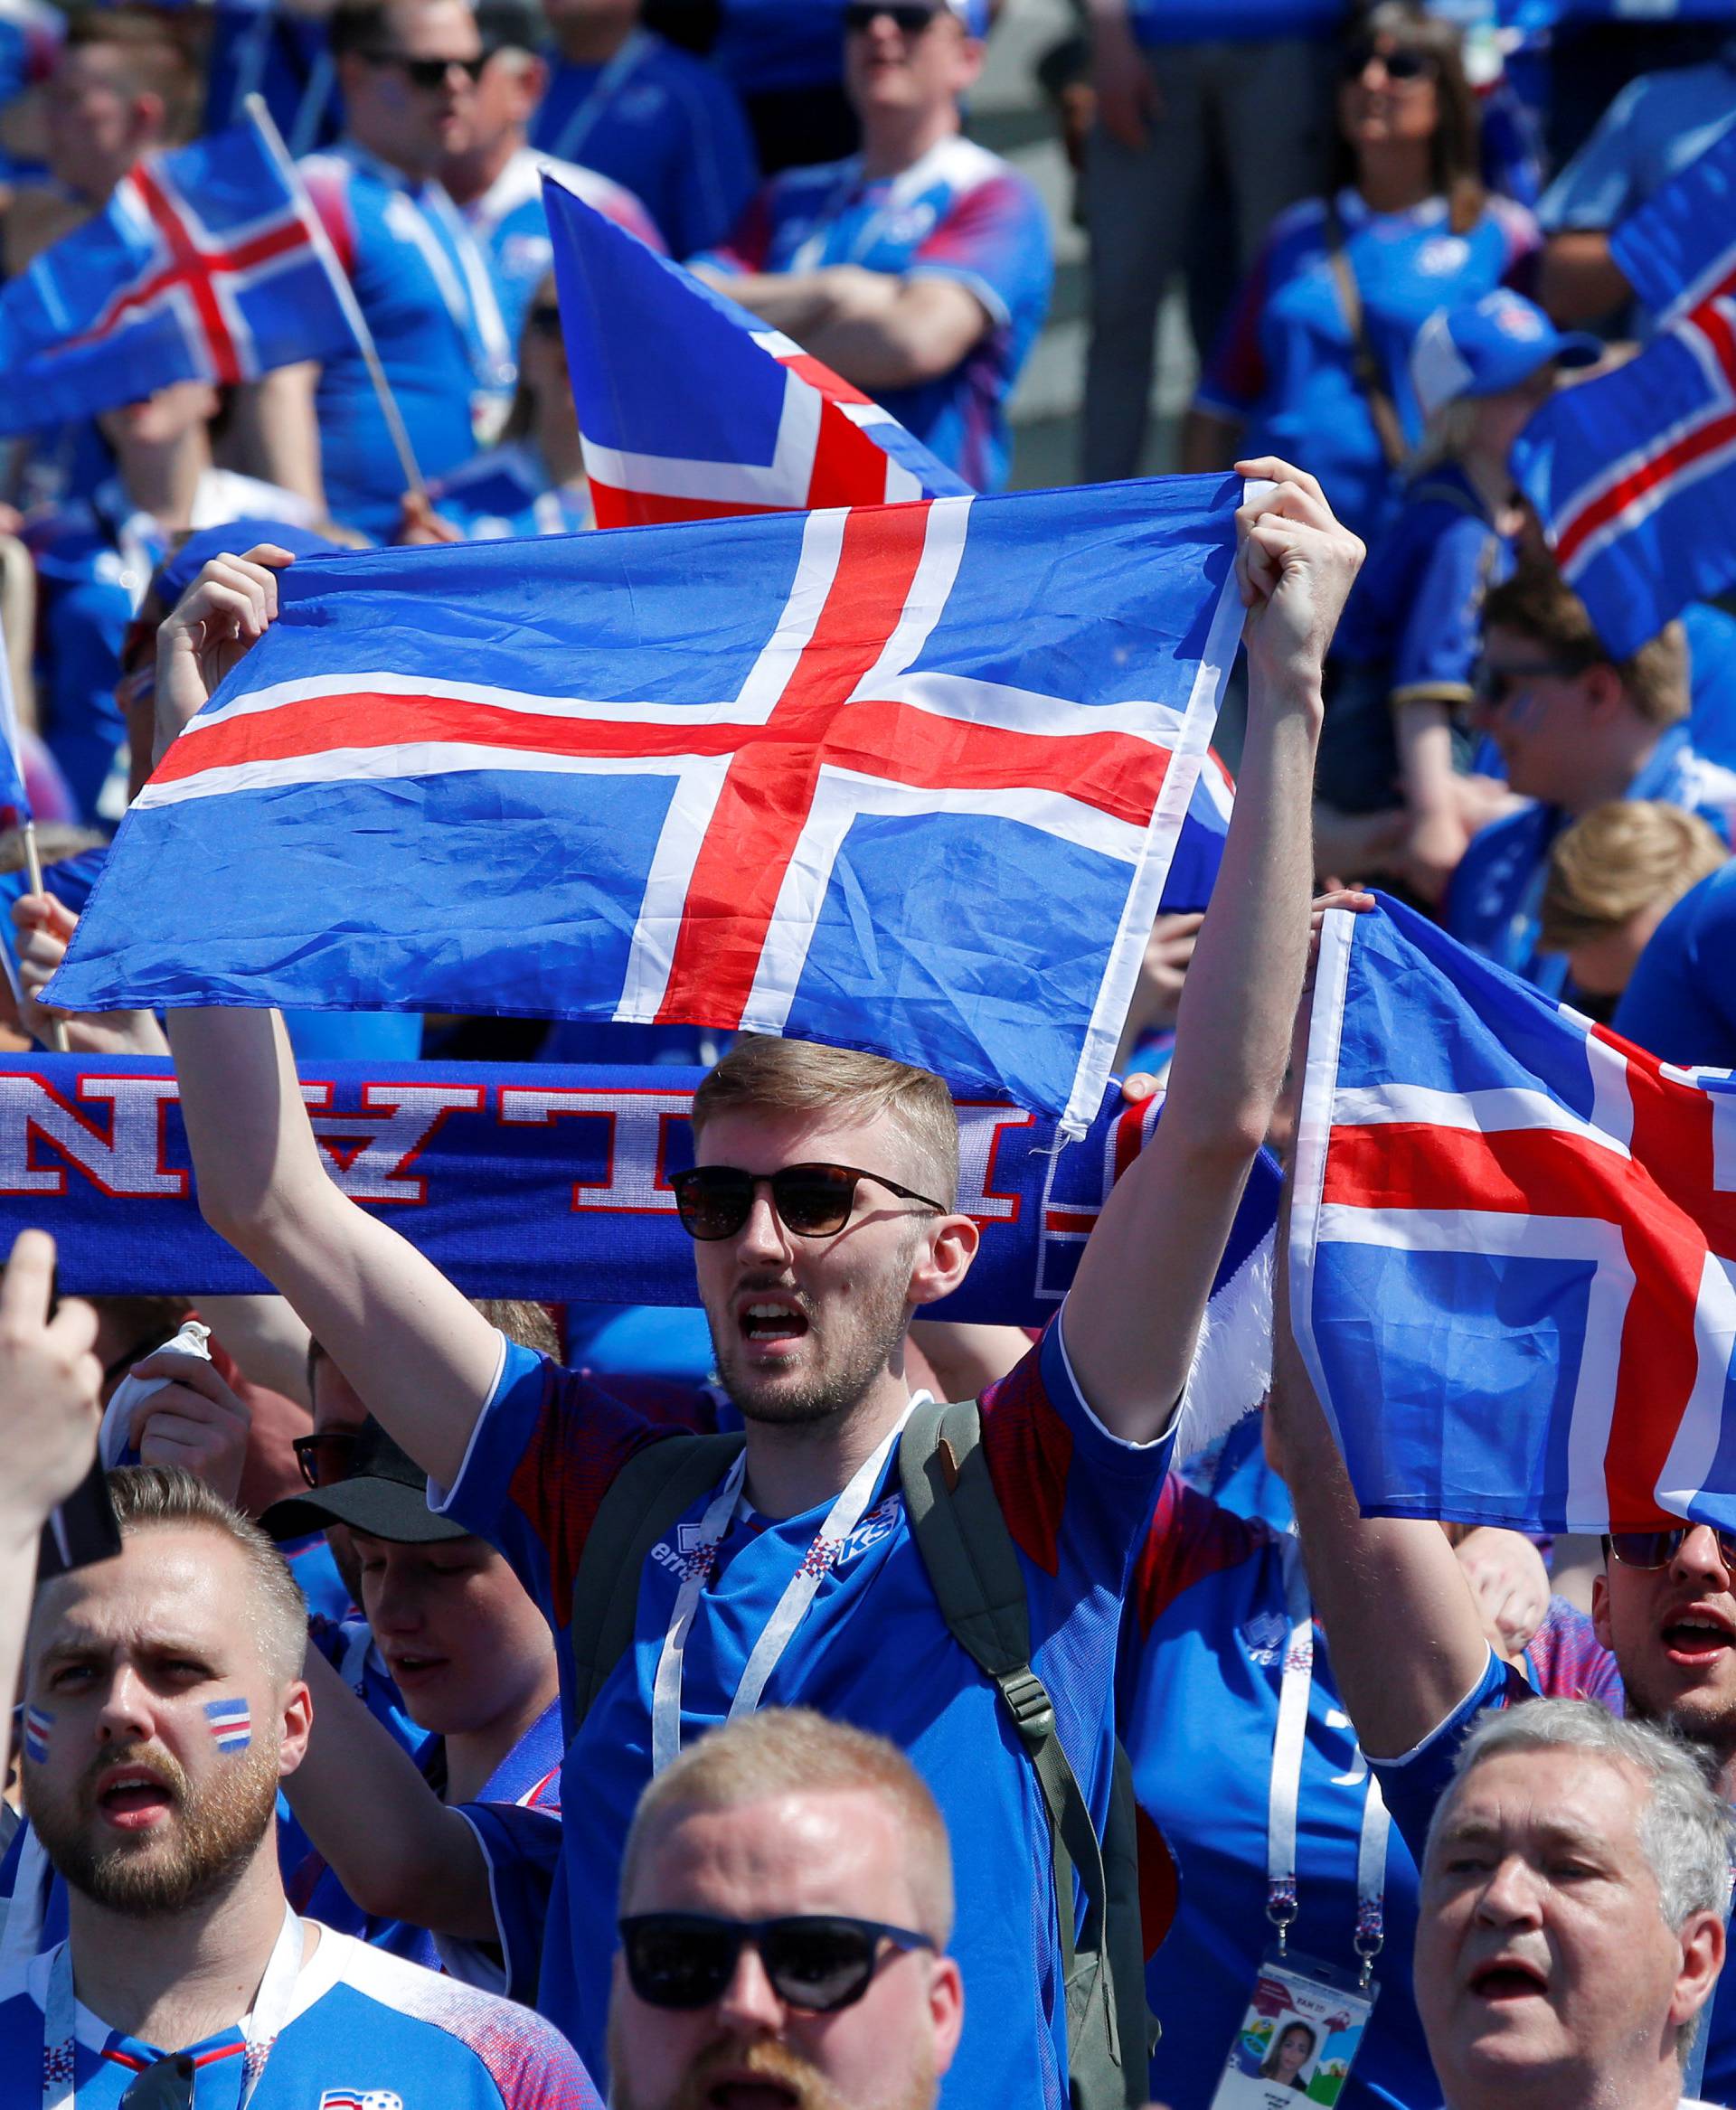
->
[20, 822, 68, 1053]
[0, 610, 68, 1052]
[244, 94, 428, 499]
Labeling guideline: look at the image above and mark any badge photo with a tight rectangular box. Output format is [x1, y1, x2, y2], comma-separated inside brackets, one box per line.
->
[1210, 1953, 1376, 2109]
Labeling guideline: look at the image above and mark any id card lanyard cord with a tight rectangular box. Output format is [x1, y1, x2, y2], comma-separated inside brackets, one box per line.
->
[1269, 1536, 1391, 1989]
[650, 1396, 922, 1776]
[43, 1902, 303, 2110]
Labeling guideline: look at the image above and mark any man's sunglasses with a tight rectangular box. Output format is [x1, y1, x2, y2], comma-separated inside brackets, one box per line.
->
[1472, 659, 1586, 710]
[293, 1428, 363, 1489]
[1607, 1528, 1736, 1571]
[619, 1912, 934, 2012]
[670, 1162, 947, 1241]
[119, 2055, 196, 2110]
[361, 48, 485, 87]
[1341, 41, 1434, 81]
[844, 3, 943, 33]
[526, 304, 564, 340]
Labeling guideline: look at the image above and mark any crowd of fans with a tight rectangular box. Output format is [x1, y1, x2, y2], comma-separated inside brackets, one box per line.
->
[0, 2, 1733, 2108]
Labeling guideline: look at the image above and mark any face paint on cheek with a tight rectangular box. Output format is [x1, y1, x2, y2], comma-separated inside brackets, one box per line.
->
[22, 1707, 52, 1765]
[203, 1698, 252, 1753]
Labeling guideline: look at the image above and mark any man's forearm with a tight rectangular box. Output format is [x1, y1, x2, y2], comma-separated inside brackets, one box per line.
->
[1538, 231, 1632, 328]
[710, 269, 856, 340]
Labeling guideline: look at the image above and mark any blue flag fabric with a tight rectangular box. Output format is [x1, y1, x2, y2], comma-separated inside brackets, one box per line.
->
[1514, 126, 1736, 657]
[0, 1057, 1277, 1351]
[1290, 896, 1736, 1536]
[46, 478, 1248, 1133]
[0, 116, 353, 435]
[544, 174, 970, 527]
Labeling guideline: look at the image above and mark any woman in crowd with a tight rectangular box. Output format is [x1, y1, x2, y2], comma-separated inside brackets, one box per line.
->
[1182, 2, 1539, 558]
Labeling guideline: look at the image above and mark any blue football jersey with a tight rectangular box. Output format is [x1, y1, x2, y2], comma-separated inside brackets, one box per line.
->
[704, 136, 1053, 495]
[439, 1318, 1171, 2108]
[1614, 860, 1736, 1069]
[0, 1924, 600, 2107]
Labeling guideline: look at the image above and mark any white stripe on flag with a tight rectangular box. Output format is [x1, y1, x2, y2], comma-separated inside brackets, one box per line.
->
[732, 506, 848, 721]
[846, 495, 970, 703]
[1656, 1252, 1736, 1521]
[135, 741, 717, 808]
[580, 363, 822, 505]
[1330, 1082, 1631, 1158]
[614, 757, 733, 1022]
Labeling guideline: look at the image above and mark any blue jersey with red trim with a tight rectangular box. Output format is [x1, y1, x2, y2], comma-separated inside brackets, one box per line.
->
[1199, 189, 1538, 547]
[299, 144, 514, 538]
[1121, 1478, 1435, 2110]
[439, 1317, 1170, 2108]
[0, 1923, 600, 2107]
[703, 135, 1053, 494]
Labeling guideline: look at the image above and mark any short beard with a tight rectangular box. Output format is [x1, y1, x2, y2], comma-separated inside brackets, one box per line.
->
[27, 1739, 281, 1919]
[608, 2014, 937, 2110]
[707, 1231, 918, 1430]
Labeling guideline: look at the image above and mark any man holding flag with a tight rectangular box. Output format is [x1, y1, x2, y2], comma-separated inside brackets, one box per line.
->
[127, 453, 1361, 2107]
[1274, 895, 1736, 2101]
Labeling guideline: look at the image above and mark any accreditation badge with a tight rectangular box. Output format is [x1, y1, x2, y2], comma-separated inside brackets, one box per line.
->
[1208, 1949, 1378, 2109]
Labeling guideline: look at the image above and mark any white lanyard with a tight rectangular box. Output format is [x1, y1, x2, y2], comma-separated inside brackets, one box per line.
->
[422, 184, 515, 391]
[549, 29, 653, 167]
[650, 1398, 921, 1776]
[44, 1904, 304, 2110]
[347, 146, 514, 391]
[1268, 1538, 1391, 1986]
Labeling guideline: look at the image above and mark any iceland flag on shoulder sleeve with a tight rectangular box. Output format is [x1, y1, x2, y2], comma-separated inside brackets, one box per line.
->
[46, 476, 1248, 1132]
[1289, 895, 1736, 1538]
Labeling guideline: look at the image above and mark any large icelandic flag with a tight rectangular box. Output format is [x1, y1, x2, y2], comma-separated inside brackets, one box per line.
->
[1290, 896, 1736, 1536]
[45, 476, 1250, 1132]
[1513, 125, 1736, 657]
[0, 113, 353, 435]
[544, 174, 972, 527]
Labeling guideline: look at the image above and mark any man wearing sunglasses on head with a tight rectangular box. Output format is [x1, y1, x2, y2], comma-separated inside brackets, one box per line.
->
[1266, 1253, 1736, 2107]
[159, 457, 1363, 2105]
[236, 0, 519, 541]
[609, 1707, 963, 2110]
[690, 0, 1051, 495]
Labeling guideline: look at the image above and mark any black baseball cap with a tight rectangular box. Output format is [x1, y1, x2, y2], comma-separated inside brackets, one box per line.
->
[260, 1418, 469, 1546]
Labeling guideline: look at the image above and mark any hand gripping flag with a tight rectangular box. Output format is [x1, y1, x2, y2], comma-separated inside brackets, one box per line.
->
[1289, 895, 1736, 1537]
[543, 175, 1234, 911]
[1513, 125, 1736, 657]
[45, 476, 1249, 1132]
[544, 174, 972, 526]
[0, 112, 353, 435]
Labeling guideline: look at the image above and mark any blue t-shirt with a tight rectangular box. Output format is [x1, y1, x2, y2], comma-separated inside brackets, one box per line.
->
[423, 441, 592, 542]
[1539, 47, 1736, 234]
[1370, 1646, 1736, 2106]
[705, 136, 1054, 494]
[529, 32, 759, 259]
[1331, 462, 1510, 702]
[299, 144, 515, 539]
[1613, 860, 1736, 1067]
[0, 1924, 600, 2108]
[1445, 724, 1736, 994]
[711, 0, 847, 94]
[1199, 190, 1539, 549]
[1684, 600, 1736, 770]
[439, 1319, 1172, 2107]
[1124, 1479, 1435, 2110]
[1130, 0, 1346, 41]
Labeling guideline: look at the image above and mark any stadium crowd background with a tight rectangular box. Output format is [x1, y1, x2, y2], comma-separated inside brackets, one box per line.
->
[0, 4, 1735, 2109]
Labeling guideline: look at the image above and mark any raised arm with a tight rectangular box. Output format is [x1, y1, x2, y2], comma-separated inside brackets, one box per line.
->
[1270, 1225, 1491, 1757]
[155, 551, 502, 1490]
[288, 1645, 498, 1939]
[1063, 460, 1362, 1443]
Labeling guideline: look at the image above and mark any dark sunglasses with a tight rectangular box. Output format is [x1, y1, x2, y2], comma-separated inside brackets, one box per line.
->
[526, 304, 564, 339]
[619, 1912, 933, 2012]
[293, 1428, 364, 1489]
[1341, 41, 1434, 81]
[670, 1161, 947, 1241]
[1607, 1528, 1736, 1572]
[844, 2, 942, 32]
[119, 2055, 196, 2110]
[1472, 658, 1585, 709]
[362, 47, 485, 87]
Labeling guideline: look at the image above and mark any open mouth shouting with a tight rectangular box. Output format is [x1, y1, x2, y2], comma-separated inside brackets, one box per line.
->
[88, 1758, 181, 1833]
[735, 1288, 813, 1358]
[1466, 1954, 1550, 2005]
[1659, 1601, 1736, 1669]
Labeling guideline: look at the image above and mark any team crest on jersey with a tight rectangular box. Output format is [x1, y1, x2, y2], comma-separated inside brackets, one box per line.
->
[1239, 1609, 1289, 1668]
[318, 2092, 402, 2110]
[1416, 236, 1471, 276]
[834, 1493, 901, 1565]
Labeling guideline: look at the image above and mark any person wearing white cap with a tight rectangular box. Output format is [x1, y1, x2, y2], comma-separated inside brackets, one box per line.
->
[692, 0, 1052, 494]
[1320, 288, 1600, 902]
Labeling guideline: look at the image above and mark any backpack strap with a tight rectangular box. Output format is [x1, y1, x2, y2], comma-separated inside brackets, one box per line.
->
[567, 1431, 745, 1732]
[900, 1397, 1148, 2108]
[1324, 201, 1410, 474]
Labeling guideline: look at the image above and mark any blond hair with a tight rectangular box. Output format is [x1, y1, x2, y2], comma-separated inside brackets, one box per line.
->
[1483, 560, 1688, 727]
[1541, 801, 1726, 952]
[36, 1467, 310, 1687]
[620, 1708, 955, 1943]
[693, 1037, 960, 1210]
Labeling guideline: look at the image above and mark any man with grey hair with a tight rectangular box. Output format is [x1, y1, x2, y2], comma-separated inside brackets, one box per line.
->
[1416, 1698, 1730, 2110]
